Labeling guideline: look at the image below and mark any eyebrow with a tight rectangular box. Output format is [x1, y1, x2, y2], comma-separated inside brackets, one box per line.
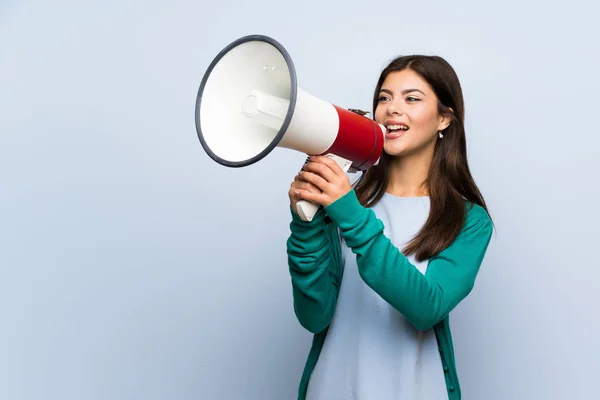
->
[380, 88, 426, 96]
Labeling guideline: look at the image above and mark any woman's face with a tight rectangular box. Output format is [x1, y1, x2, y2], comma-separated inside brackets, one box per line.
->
[374, 69, 450, 157]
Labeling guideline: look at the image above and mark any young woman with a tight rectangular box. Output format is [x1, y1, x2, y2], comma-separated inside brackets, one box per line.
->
[286, 55, 493, 400]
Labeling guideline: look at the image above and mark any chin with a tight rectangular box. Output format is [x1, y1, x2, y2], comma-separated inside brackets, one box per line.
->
[383, 142, 410, 157]
[385, 135, 437, 158]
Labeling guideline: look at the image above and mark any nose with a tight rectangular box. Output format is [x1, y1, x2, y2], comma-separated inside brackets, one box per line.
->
[385, 99, 403, 116]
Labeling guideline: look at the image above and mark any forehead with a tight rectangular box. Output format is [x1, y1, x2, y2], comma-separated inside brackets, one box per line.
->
[380, 69, 432, 93]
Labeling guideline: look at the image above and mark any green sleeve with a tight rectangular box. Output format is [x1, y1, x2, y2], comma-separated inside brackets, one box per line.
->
[324, 190, 493, 331]
[286, 206, 340, 333]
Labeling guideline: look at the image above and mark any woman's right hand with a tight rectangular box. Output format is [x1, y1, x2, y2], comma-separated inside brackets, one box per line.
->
[289, 171, 322, 216]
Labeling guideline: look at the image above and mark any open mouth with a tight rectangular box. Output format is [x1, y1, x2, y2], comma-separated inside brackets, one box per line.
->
[385, 124, 409, 139]
[386, 124, 409, 132]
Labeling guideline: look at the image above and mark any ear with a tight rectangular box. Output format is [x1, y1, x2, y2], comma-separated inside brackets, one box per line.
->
[438, 107, 454, 131]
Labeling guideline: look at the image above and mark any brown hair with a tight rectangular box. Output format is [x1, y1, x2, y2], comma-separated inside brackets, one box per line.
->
[353, 55, 490, 261]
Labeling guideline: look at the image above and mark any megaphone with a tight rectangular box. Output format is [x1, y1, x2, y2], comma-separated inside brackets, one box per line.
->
[195, 34, 385, 221]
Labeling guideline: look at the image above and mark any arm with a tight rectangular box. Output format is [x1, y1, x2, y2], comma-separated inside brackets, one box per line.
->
[324, 190, 493, 331]
[287, 207, 340, 333]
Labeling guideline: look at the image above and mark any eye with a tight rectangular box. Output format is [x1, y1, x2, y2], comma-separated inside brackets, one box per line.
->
[406, 96, 421, 102]
[378, 95, 390, 102]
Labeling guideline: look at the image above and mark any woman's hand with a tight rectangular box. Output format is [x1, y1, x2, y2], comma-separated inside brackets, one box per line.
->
[289, 165, 321, 215]
[293, 155, 352, 208]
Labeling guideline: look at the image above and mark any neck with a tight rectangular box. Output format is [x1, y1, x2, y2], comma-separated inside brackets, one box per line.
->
[386, 148, 434, 197]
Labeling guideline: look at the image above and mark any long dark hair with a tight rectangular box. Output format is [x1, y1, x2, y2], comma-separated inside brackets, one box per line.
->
[353, 55, 490, 261]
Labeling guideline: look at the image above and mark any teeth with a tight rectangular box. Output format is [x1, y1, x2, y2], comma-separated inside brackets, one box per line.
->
[386, 124, 408, 131]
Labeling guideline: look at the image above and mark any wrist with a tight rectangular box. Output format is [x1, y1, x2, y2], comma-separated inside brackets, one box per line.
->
[324, 190, 365, 226]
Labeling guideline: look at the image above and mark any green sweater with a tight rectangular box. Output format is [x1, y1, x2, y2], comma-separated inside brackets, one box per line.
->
[286, 189, 493, 400]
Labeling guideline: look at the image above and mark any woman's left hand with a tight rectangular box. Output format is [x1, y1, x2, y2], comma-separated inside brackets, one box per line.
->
[294, 155, 352, 207]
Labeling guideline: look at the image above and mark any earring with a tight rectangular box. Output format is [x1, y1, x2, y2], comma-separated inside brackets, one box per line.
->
[438, 131, 444, 139]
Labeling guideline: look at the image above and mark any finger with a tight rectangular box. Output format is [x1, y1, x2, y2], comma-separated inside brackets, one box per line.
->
[294, 188, 326, 206]
[292, 180, 321, 193]
[289, 186, 305, 202]
[294, 171, 314, 182]
[292, 173, 319, 189]
[299, 170, 331, 192]
[302, 160, 338, 183]
[308, 155, 345, 177]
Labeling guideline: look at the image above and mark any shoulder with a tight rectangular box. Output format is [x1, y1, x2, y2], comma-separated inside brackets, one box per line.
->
[459, 201, 493, 240]
[430, 201, 493, 262]
[464, 202, 491, 224]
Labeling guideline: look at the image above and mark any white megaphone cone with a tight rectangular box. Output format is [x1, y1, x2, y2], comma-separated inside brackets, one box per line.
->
[195, 34, 386, 221]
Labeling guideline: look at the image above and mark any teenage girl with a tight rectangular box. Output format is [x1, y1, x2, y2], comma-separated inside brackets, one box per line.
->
[286, 55, 493, 400]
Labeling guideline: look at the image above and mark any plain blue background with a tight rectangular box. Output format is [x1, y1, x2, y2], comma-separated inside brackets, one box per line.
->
[1, 1, 599, 399]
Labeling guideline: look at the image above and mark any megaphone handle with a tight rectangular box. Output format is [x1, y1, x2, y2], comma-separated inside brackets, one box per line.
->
[295, 154, 353, 222]
[295, 200, 321, 222]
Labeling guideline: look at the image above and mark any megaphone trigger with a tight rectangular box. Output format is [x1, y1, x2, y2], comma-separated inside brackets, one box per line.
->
[325, 153, 354, 172]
